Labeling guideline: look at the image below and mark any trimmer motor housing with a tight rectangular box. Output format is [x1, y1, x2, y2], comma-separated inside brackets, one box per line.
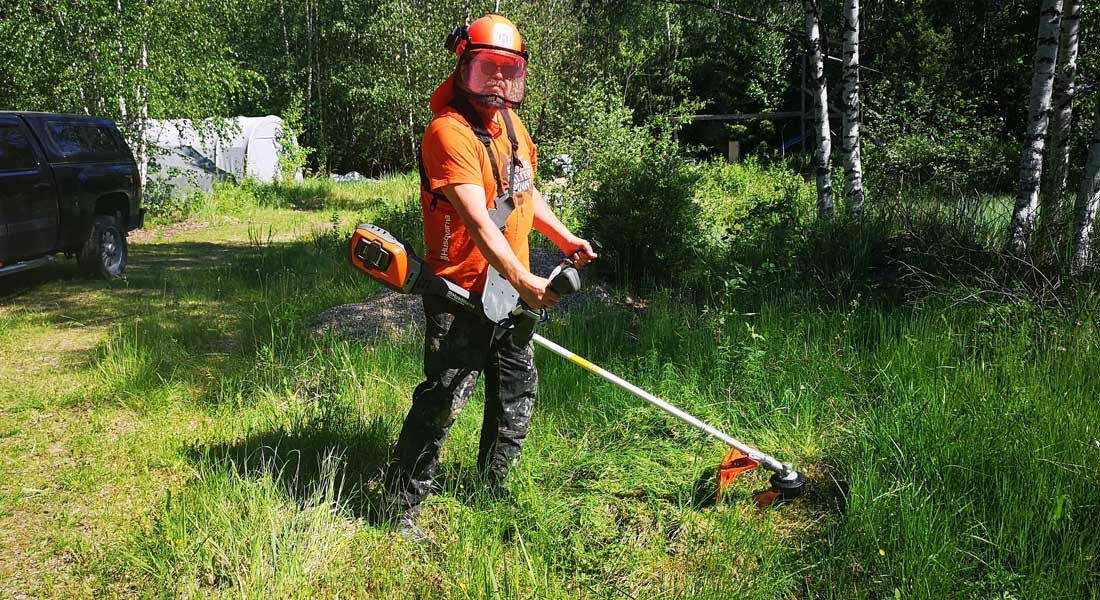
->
[350, 223, 536, 327]
[350, 224, 422, 294]
[350, 223, 581, 338]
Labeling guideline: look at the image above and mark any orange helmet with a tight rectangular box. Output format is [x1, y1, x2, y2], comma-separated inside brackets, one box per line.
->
[445, 14, 528, 109]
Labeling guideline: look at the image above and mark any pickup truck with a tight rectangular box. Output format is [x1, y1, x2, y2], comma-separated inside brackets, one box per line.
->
[0, 112, 144, 279]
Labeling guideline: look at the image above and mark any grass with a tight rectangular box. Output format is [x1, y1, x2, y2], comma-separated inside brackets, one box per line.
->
[0, 176, 1097, 598]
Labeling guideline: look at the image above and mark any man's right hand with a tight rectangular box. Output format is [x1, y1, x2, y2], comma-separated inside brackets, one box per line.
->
[517, 271, 560, 309]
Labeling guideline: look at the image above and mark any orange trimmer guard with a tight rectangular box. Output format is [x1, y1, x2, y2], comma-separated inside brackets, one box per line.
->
[716, 447, 760, 502]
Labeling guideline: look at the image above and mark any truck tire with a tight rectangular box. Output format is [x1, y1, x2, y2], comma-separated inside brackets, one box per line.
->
[78, 215, 127, 279]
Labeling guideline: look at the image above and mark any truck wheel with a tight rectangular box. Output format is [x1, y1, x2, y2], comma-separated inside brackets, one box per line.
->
[78, 215, 127, 279]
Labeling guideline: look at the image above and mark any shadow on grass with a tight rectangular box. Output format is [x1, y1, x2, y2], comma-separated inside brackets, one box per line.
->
[2, 235, 364, 410]
[186, 415, 396, 523]
[0, 260, 91, 302]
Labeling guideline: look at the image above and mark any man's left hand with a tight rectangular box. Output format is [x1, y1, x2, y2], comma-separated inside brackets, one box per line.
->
[564, 237, 598, 267]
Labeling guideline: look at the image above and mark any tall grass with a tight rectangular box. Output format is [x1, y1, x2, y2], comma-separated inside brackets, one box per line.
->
[89, 266, 1099, 597]
[7, 172, 1096, 598]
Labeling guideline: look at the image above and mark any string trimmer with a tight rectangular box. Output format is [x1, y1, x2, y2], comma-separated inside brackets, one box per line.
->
[349, 223, 807, 505]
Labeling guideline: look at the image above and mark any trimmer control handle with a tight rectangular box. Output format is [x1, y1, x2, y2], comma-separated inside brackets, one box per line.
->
[568, 239, 603, 266]
[550, 265, 581, 296]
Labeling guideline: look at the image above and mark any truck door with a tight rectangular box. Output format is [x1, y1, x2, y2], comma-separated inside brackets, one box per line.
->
[0, 116, 58, 262]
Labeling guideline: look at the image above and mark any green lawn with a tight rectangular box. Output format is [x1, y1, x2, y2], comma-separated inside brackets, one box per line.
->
[0, 178, 1097, 598]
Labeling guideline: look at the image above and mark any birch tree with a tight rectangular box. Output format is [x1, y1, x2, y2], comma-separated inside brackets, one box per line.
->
[805, 0, 833, 222]
[1045, 0, 1082, 245]
[841, 0, 864, 220]
[1072, 100, 1100, 272]
[1007, 0, 1063, 255]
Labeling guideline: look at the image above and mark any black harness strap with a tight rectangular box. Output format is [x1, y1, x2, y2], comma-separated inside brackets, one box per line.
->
[419, 96, 521, 231]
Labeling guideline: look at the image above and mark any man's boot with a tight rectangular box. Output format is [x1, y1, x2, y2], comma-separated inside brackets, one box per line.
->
[484, 470, 513, 502]
[394, 509, 428, 543]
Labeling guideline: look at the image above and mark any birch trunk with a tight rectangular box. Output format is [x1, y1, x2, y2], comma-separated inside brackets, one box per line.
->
[1072, 99, 1100, 272]
[805, 0, 833, 222]
[1045, 0, 1081, 242]
[115, 0, 127, 123]
[1008, 0, 1063, 255]
[841, 0, 864, 220]
[137, 34, 148, 187]
[305, 0, 313, 134]
[278, 0, 291, 74]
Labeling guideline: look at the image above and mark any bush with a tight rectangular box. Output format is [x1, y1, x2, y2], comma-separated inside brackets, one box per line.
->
[562, 86, 702, 284]
[577, 143, 699, 284]
[676, 158, 814, 294]
[143, 169, 213, 223]
[865, 131, 1016, 197]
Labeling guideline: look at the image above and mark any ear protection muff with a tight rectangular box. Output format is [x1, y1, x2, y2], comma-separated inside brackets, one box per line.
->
[445, 25, 469, 55]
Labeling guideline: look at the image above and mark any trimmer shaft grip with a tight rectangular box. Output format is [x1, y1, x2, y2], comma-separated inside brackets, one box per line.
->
[549, 265, 581, 296]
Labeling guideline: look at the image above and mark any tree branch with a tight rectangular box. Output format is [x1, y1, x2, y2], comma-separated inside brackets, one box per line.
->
[659, 0, 803, 38]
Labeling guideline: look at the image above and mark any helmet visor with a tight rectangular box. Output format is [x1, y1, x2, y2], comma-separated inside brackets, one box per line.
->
[459, 50, 527, 107]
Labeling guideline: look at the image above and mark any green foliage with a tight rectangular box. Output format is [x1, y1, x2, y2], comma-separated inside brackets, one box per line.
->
[564, 87, 701, 283]
[693, 158, 813, 283]
[0, 0, 261, 152]
[277, 92, 312, 185]
[124, 458, 355, 596]
[864, 130, 1017, 197]
[4, 173, 1100, 599]
[143, 184, 209, 223]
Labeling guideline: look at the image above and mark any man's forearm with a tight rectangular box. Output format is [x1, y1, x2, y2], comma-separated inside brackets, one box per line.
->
[443, 183, 529, 287]
[467, 216, 529, 284]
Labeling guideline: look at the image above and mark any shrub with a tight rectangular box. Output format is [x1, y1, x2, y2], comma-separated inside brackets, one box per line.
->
[562, 86, 702, 284]
[278, 92, 312, 186]
[865, 131, 1016, 197]
[143, 168, 213, 223]
[686, 158, 814, 293]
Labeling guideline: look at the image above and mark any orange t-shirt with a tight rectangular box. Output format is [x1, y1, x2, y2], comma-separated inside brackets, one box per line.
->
[420, 105, 537, 293]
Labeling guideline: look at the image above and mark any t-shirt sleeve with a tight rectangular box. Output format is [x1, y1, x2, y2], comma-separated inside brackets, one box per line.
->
[421, 122, 484, 192]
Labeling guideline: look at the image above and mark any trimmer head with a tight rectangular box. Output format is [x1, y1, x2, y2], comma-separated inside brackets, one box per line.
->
[769, 470, 808, 501]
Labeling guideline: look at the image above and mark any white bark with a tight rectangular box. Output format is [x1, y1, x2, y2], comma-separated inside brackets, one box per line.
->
[278, 0, 291, 73]
[805, 0, 833, 222]
[305, 0, 313, 129]
[1008, 0, 1063, 255]
[1046, 0, 1081, 236]
[841, 0, 864, 219]
[137, 32, 149, 187]
[116, 0, 127, 123]
[1072, 99, 1100, 272]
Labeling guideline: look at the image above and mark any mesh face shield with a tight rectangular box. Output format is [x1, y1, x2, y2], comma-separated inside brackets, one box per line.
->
[457, 49, 527, 109]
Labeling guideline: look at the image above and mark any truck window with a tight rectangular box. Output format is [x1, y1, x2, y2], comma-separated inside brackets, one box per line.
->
[46, 122, 123, 161]
[0, 124, 38, 171]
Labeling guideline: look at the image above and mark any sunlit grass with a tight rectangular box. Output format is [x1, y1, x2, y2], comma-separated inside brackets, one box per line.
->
[1, 176, 1097, 598]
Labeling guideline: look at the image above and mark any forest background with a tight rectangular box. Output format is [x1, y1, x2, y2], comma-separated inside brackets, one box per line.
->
[0, 0, 1060, 190]
[2, 1, 1100, 598]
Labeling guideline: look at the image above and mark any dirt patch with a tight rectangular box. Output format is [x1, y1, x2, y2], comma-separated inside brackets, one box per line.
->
[306, 248, 613, 345]
[306, 289, 426, 344]
[129, 218, 210, 243]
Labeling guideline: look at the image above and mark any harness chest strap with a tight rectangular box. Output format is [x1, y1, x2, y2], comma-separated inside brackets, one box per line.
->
[419, 98, 523, 231]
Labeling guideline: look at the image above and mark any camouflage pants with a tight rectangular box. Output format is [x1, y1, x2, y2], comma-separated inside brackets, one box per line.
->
[385, 294, 538, 512]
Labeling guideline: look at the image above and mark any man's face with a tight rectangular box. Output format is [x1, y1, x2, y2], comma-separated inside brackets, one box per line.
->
[462, 50, 526, 106]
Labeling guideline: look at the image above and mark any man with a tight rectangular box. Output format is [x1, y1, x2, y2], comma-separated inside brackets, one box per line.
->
[384, 14, 596, 542]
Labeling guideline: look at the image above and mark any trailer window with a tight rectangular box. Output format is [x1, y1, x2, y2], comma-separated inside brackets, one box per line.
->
[0, 124, 38, 172]
[46, 122, 123, 160]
